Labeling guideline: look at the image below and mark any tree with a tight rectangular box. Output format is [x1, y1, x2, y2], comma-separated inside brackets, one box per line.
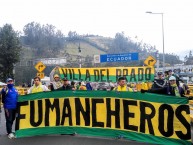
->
[189, 50, 192, 58]
[0, 24, 22, 81]
[108, 32, 148, 55]
[108, 32, 128, 53]
[23, 22, 65, 57]
[184, 55, 188, 62]
[68, 31, 78, 41]
[184, 51, 193, 65]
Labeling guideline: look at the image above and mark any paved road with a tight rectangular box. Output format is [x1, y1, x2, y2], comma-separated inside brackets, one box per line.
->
[0, 108, 192, 145]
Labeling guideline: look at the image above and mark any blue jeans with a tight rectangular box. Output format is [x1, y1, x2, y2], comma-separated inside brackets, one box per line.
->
[4, 108, 16, 134]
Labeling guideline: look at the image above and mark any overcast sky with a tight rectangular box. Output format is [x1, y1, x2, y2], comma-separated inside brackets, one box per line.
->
[1, 0, 193, 60]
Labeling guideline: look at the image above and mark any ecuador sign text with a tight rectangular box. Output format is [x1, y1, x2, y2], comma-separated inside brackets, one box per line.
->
[100, 53, 138, 63]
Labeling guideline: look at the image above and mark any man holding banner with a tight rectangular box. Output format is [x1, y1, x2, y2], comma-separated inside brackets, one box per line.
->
[149, 76, 187, 98]
[27, 76, 49, 94]
[113, 77, 133, 92]
[57, 77, 73, 91]
[166, 76, 185, 97]
[152, 72, 167, 89]
[50, 74, 63, 91]
[1, 78, 18, 139]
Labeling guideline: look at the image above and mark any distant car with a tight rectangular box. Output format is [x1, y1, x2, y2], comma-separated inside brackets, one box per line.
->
[96, 82, 110, 91]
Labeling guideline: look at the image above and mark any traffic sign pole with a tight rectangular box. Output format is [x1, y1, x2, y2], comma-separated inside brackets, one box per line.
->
[35, 61, 46, 79]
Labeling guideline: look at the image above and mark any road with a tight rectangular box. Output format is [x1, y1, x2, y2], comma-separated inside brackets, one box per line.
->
[0, 108, 192, 145]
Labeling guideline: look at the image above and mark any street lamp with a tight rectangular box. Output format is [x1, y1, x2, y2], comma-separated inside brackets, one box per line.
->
[146, 11, 165, 72]
[78, 43, 82, 68]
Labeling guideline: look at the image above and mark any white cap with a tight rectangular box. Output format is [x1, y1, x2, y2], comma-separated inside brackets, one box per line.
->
[6, 78, 13, 82]
[169, 76, 176, 81]
[81, 82, 86, 86]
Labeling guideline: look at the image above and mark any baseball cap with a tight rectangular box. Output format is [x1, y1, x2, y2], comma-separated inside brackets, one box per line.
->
[62, 77, 68, 81]
[6, 78, 13, 82]
[169, 76, 176, 81]
[81, 81, 86, 86]
[168, 69, 172, 72]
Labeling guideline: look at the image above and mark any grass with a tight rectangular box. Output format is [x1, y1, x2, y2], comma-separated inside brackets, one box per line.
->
[64, 41, 106, 57]
[21, 36, 111, 59]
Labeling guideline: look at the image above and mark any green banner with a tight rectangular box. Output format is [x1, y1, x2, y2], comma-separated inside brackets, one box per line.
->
[16, 91, 191, 145]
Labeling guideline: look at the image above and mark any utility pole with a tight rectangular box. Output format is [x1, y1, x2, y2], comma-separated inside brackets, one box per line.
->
[146, 11, 165, 72]
[156, 51, 159, 71]
[78, 43, 81, 68]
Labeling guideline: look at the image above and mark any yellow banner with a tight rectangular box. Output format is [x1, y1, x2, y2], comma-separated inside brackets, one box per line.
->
[17, 97, 190, 140]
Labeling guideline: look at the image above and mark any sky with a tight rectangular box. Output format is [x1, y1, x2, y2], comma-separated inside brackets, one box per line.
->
[1, 0, 193, 60]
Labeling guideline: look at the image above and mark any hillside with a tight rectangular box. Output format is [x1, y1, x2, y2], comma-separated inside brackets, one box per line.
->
[62, 36, 113, 57]
[20, 35, 182, 67]
[87, 36, 113, 50]
[64, 41, 106, 57]
[21, 36, 110, 61]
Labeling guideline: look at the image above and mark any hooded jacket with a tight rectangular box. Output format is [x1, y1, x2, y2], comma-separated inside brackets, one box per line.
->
[1, 85, 18, 109]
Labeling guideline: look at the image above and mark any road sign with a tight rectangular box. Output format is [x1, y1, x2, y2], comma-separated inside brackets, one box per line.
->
[35, 61, 46, 72]
[38, 58, 66, 65]
[37, 72, 45, 79]
[94, 55, 100, 63]
[144, 56, 156, 66]
[96, 53, 138, 63]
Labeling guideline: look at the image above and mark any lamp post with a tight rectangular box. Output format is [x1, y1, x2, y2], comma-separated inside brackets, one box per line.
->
[156, 50, 159, 70]
[146, 11, 165, 72]
[78, 43, 82, 68]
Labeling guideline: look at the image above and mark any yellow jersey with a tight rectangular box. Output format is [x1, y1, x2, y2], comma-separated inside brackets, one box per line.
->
[113, 85, 133, 92]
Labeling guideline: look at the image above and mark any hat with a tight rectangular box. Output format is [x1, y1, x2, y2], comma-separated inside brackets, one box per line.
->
[169, 76, 176, 81]
[81, 81, 86, 86]
[157, 72, 163, 75]
[118, 77, 126, 81]
[6, 78, 13, 82]
[168, 69, 172, 72]
[62, 77, 68, 81]
[54, 74, 60, 78]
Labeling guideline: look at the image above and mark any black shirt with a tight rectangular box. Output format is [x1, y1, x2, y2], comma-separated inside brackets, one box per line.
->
[152, 79, 167, 89]
[148, 85, 185, 97]
[57, 84, 72, 90]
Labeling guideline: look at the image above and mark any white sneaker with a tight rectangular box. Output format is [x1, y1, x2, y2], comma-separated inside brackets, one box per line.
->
[8, 133, 15, 139]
